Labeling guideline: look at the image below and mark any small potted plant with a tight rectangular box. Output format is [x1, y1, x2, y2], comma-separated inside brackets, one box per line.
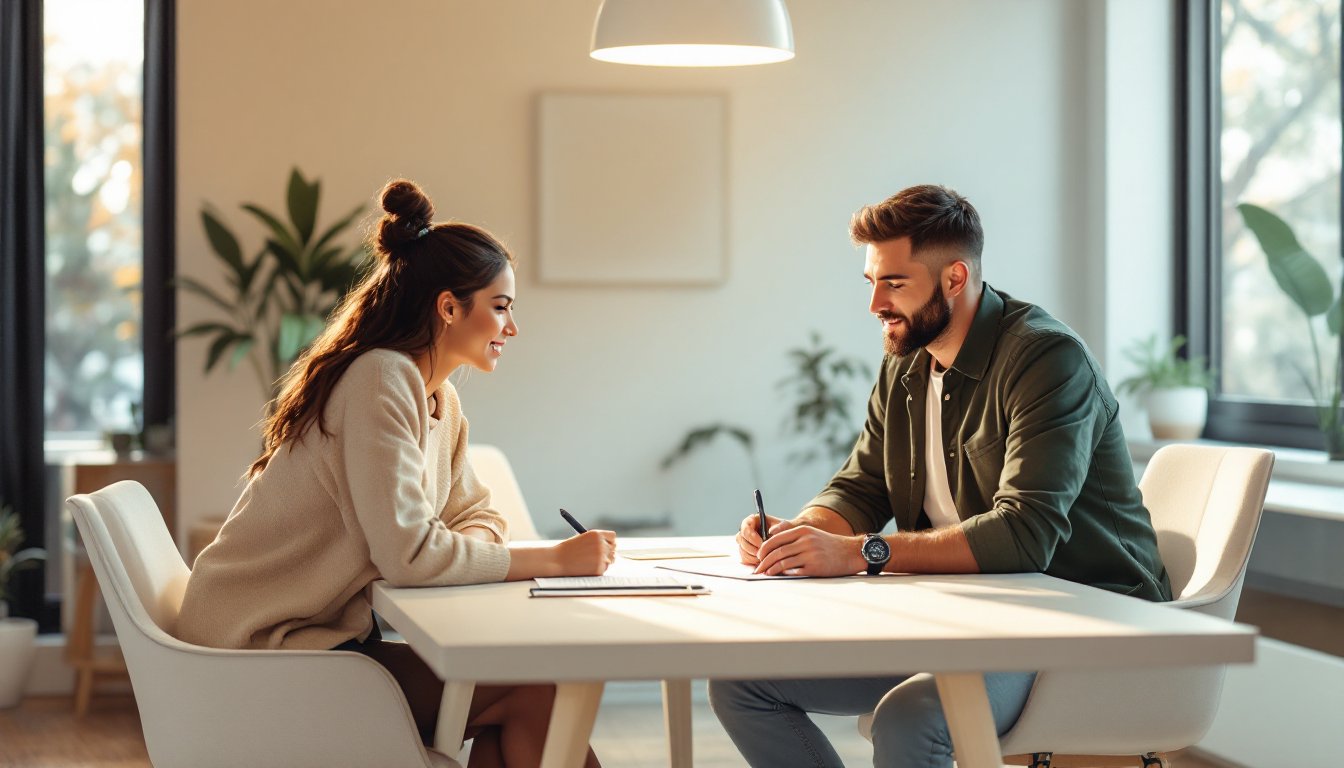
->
[1116, 335, 1216, 440]
[0, 505, 45, 708]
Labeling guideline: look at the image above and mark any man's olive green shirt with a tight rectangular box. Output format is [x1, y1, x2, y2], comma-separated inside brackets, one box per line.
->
[810, 285, 1172, 602]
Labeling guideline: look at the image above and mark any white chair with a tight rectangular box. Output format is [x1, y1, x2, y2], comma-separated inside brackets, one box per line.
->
[468, 443, 541, 540]
[859, 443, 1274, 767]
[67, 480, 460, 768]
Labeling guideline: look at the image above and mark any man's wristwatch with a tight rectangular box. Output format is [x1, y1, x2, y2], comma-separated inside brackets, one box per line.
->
[860, 533, 891, 576]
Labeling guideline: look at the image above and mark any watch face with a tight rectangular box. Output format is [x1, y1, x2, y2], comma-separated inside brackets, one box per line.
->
[862, 536, 890, 563]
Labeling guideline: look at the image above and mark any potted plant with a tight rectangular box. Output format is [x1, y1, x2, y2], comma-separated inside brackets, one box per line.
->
[1238, 203, 1344, 459]
[177, 168, 370, 403]
[0, 505, 45, 708]
[661, 332, 871, 484]
[1116, 335, 1216, 440]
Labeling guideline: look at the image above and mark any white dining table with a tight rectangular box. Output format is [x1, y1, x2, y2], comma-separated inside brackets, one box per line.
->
[371, 536, 1256, 768]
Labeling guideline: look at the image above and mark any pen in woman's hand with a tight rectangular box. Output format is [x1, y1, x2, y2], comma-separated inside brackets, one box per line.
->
[559, 508, 587, 534]
[754, 489, 769, 541]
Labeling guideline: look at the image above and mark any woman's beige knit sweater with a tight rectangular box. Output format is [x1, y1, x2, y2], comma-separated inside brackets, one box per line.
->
[174, 349, 512, 651]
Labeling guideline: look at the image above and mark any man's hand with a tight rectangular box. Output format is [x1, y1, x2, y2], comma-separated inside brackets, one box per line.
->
[754, 525, 865, 577]
[735, 513, 795, 565]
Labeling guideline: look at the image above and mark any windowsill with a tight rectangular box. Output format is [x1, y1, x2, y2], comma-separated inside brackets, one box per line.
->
[1128, 438, 1344, 523]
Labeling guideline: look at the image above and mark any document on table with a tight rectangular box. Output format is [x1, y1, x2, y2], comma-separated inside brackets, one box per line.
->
[656, 559, 808, 580]
[529, 575, 711, 597]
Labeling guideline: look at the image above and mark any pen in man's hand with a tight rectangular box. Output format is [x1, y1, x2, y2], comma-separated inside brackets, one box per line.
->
[754, 489, 769, 541]
[559, 508, 587, 534]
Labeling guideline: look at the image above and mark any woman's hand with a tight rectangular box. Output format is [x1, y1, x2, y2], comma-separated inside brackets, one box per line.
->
[505, 530, 617, 580]
[552, 530, 618, 576]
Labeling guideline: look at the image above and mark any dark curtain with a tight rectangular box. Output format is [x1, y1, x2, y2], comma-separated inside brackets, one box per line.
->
[0, 0, 48, 622]
[143, 0, 176, 432]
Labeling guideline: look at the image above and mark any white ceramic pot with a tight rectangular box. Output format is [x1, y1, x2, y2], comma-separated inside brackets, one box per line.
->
[1145, 387, 1209, 440]
[0, 616, 38, 708]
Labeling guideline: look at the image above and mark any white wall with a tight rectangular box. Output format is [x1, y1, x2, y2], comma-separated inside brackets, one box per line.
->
[177, 0, 1127, 541]
[1100, 0, 1178, 437]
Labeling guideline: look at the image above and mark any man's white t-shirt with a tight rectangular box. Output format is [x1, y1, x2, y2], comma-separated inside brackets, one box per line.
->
[924, 362, 961, 528]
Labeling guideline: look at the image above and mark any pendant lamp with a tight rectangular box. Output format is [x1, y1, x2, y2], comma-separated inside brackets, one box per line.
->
[590, 0, 794, 67]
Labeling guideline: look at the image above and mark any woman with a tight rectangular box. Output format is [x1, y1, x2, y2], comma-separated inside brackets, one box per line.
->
[176, 179, 611, 767]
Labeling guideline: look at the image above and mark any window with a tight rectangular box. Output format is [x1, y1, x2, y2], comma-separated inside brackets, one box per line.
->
[43, 0, 145, 440]
[1186, 0, 1343, 449]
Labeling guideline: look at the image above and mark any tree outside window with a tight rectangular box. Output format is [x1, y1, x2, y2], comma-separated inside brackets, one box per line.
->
[1217, 0, 1341, 407]
[43, 0, 145, 439]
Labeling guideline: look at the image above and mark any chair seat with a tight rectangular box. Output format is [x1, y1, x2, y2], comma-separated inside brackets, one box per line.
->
[852, 444, 1274, 764]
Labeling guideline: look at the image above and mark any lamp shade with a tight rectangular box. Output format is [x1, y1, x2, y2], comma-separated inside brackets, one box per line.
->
[591, 0, 794, 67]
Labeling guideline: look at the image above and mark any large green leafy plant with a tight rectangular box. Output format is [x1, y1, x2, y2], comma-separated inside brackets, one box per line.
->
[1237, 203, 1344, 457]
[177, 168, 370, 399]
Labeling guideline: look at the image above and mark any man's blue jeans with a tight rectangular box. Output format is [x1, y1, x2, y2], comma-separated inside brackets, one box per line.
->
[708, 671, 1036, 768]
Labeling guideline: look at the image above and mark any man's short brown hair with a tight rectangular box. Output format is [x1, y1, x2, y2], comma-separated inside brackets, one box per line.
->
[850, 185, 984, 272]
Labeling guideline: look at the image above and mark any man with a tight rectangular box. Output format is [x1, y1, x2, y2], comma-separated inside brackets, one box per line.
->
[709, 185, 1170, 768]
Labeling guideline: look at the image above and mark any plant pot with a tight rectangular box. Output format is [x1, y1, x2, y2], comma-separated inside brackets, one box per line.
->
[0, 616, 38, 708]
[1144, 387, 1208, 440]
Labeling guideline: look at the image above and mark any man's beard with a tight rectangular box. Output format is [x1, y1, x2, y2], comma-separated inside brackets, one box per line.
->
[879, 284, 952, 357]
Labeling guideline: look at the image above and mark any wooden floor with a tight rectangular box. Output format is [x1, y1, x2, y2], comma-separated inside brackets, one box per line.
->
[0, 690, 1238, 768]
[1235, 587, 1344, 658]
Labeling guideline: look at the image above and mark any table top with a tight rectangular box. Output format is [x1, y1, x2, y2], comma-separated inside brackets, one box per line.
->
[371, 537, 1257, 684]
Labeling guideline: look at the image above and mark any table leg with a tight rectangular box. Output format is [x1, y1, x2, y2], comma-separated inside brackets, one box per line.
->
[539, 681, 604, 768]
[933, 672, 1004, 768]
[661, 679, 693, 768]
[70, 562, 99, 717]
[433, 680, 476, 756]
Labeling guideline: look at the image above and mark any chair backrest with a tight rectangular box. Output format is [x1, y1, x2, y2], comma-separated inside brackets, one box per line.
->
[1138, 443, 1274, 619]
[68, 481, 454, 768]
[67, 480, 190, 641]
[468, 444, 541, 540]
[992, 443, 1276, 756]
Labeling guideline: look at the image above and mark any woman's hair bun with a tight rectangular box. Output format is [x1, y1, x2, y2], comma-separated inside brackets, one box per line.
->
[376, 179, 436, 257]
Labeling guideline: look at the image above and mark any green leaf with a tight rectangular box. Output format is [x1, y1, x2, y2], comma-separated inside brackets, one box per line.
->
[309, 202, 366, 257]
[205, 332, 245, 373]
[725, 427, 754, 450]
[227, 337, 254, 371]
[286, 168, 320, 247]
[255, 264, 284, 322]
[238, 246, 268, 297]
[242, 203, 303, 267]
[277, 312, 326, 365]
[265, 238, 307, 284]
[1328, 294, 1342, 336]
[8, 548, 45, 570]
[201, 208, 244, 275]
[659, 423, 756, 470]
[176, 321, 238, 339]
[318, 257, 362, 296]
[309, 245, 344, 276]
[1237, 203, 1333, 316]
[174, 276, 235, 314]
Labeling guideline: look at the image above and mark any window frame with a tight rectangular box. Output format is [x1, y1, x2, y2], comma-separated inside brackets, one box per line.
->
[1179, 0, 1344, 451]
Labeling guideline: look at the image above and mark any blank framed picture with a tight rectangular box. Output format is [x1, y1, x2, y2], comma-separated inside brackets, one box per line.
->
[537, 92, 727, 285]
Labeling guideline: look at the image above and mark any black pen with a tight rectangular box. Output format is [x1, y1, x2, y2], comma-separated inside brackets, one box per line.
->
[754, 489, 769, 541]
[559, 508, 587, 534]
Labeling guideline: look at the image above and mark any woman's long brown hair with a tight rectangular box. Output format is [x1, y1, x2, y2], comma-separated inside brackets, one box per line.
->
[248, 179, 514, 478]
